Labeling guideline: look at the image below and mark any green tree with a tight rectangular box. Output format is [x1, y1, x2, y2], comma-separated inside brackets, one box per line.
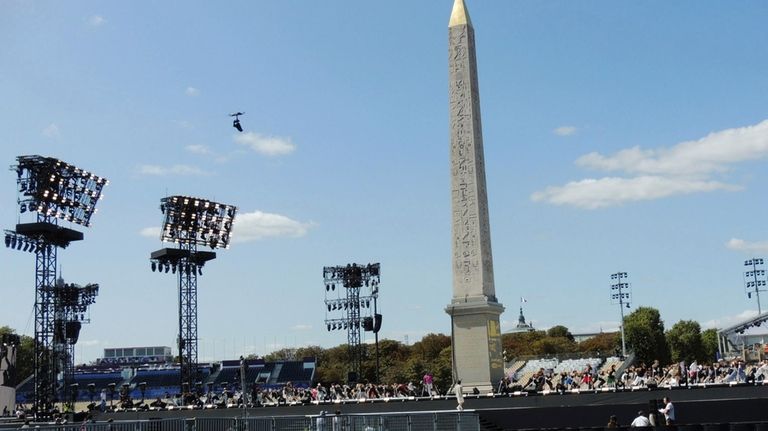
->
[531, 336, 576, 355]
[0, 326, 34, 385]
[700, 328, 719, 362]
[263, 347, 298, 361]
[578, 332, 620, 356]
[360, 339, 411, 383]
[666, 320, 703, 363]
[410, 333, 450, 361]
[502, 331, 546, 358]
[314, 344, 348, 384]
[547, 325, 574, 342]
[623, 307, 670, 364]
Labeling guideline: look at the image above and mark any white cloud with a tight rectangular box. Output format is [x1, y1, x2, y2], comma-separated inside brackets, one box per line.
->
[42, 123, 60, 138]
[531, 176, 738, 209]
[185, 144, 230, 162]
[703, 309, 759, 330]
[577, 120, 768, 177]
[553, 126, 577, 137]
[137, 164, 210, 176]
[234, 132, 296, 156]
[232, 210, 313, 242]
[139, 227, 160, 238]
[292, 324, 312, 331]
[185, 144, 212, 155]
[726, 238, 768, 254]
[533, 120, 768, 208]
[185, 87, 200, 97]
[88, 15, 106, 27]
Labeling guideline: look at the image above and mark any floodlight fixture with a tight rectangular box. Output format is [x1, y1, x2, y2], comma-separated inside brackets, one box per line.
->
[159, 195, 237, 249]
[609, 271, 631, 358]
[12, 155, 108, 227]
[744, 257, 767, 315]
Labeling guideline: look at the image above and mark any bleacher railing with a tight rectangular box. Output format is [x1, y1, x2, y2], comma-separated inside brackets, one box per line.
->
[0, 412, 480, 431]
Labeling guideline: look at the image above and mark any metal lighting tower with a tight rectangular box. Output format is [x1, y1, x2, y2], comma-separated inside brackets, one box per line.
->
[744, 258, 767, 315]
[610, 271, 631, 358]
[52, 279, 99, 411]
[323, 263, 381, 383]
[150, 196, 237, 395]
[4, 155, 107, 419]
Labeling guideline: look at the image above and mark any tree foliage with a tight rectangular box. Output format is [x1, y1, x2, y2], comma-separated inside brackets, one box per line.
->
[0, 326, 34, 386]
[666, 320, 703, 363]
[578, 332, 620, 356]
[623, 307, 670, 364]
[547, 325, 574, 342]
[502, 331, 546, 358]
[700, 328, 719, 362]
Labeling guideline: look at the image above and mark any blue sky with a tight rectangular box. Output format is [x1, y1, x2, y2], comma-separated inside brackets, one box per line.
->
[2, 0, 767, 364]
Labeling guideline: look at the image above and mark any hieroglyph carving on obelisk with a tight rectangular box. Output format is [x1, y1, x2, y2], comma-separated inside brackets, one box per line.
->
[446, 0, 505, 394]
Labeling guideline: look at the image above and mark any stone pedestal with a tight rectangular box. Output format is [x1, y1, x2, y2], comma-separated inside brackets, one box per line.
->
[447, 300, 504, 393]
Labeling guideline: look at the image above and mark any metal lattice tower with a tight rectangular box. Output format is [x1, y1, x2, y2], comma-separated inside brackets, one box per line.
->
[150, 195, 236, 394]
[5, 155, 107, 419]
[34, 225, 57, 416]
[323, 263, 380, 383]
[178, 241, 199, 390]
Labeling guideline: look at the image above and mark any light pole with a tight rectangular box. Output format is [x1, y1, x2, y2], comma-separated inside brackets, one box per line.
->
[610, 272, 631, 358]
[744, 258, 766, 315]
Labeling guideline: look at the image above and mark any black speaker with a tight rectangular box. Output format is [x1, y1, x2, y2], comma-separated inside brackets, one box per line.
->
[373, 313, 382, 333]
[362, 317, 374, 331]
[65, 321, 82, 344]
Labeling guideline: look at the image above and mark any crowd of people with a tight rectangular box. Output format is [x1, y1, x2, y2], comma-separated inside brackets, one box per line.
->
[92, 359, 768, 412]
[501, 358, 768, 394]
[11, 358, 767, 415]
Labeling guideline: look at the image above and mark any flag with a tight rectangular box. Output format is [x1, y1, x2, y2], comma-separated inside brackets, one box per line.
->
[520, 297, 528, 303]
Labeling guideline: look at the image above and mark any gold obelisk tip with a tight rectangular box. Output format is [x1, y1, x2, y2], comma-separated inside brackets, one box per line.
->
[449, 0, 472, 27]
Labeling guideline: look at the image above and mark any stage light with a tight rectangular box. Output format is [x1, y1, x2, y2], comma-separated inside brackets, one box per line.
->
[4, 234, 10, 248]
[151, 261, 157, 272]
[159, 195, 237, 250]
[171, 264, 177, 274]
[164, 263, 170, 273]
[198, 266, 203, 276]
[22, 241, 30, 252]
[327, 324, 331, 331]
[13, 155, 108, 227]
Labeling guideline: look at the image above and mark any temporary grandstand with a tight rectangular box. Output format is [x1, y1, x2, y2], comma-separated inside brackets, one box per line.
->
[717, 312, 768, 360]
[15, 357, 316, 405]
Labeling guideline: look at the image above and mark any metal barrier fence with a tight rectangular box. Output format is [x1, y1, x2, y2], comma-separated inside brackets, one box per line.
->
[0, 412, 480, 431]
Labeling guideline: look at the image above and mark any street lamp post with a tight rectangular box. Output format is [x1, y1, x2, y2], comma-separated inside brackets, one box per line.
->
[610, 272, 631, 358]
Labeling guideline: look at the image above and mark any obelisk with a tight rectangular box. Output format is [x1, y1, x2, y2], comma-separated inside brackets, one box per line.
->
[445, 0, 504, 394]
